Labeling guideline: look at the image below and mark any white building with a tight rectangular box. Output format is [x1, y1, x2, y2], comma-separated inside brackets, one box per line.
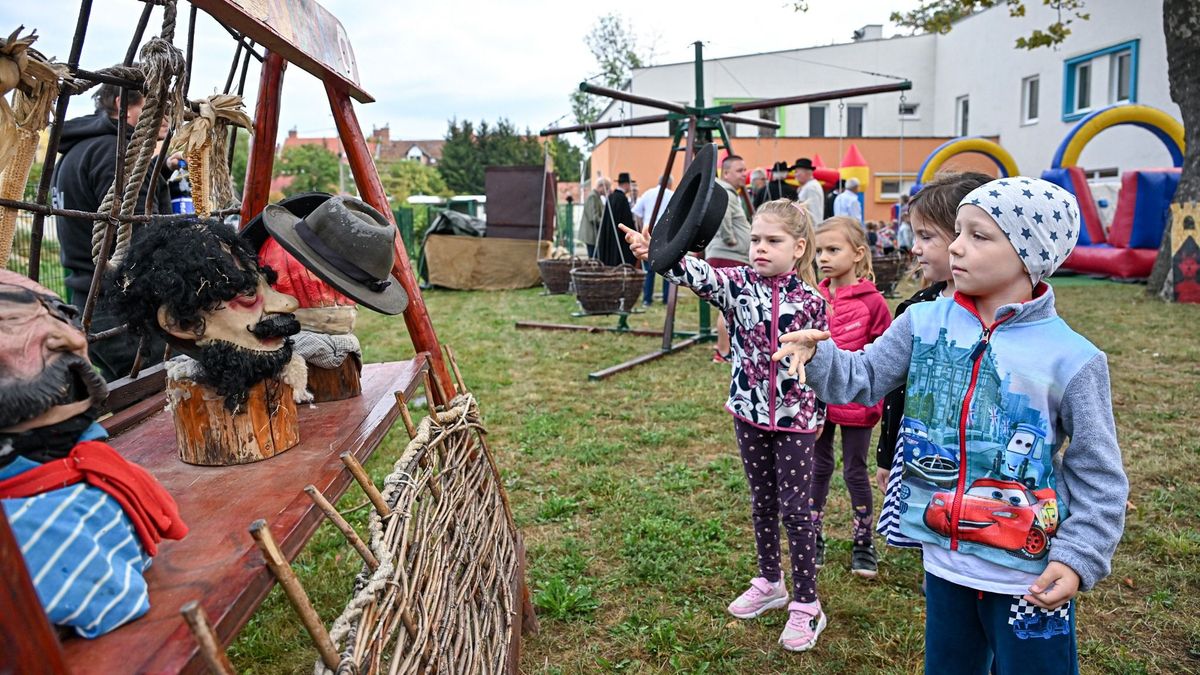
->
[595, 0, 1179, 180]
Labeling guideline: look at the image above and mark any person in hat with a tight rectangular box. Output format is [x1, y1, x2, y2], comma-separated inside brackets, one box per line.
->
[754, 161, 799, 207]
[773, 177, 1128, 673]
[832, 177, 863, 224]
[0, 269, 187, 637]
[595, 173, 636, 267]
[621, 197, 832, 653]
[793, 158, 824, 228]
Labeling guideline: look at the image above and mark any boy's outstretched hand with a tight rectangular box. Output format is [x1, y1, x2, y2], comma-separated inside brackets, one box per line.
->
[617, 224, 650, 262]
[1024, 561, 1080, 610]
[771, 330, 832, 383]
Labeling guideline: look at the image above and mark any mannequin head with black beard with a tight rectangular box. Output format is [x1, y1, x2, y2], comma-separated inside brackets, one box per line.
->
[0, 270, 109, 465]
[107, 220, 301, 411]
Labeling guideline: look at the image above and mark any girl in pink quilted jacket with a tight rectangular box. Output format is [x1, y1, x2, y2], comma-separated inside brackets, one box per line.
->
[620, 199, 831, 652]
[812, 216, 892, 579]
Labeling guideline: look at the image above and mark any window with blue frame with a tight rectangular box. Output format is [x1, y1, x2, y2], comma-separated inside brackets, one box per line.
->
[1063, 39, 1139, 121]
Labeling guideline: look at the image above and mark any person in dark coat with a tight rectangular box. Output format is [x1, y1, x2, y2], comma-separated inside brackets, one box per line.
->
[51, 81, 175, 381]
[753, 161, 798, 208]
[595, 172, 637, 267]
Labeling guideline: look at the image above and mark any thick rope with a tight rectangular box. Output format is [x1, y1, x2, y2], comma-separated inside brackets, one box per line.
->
[91, 3, 185, 266]
[59, 65, 144, 97]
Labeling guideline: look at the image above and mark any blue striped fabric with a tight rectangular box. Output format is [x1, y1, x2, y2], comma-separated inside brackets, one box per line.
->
[876, 440, 921, 549]
[0, 424, 153, 638]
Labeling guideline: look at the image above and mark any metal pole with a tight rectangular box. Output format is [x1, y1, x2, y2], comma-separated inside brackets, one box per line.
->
[27, 0, 95, 283]
[539, 113, 671, 136]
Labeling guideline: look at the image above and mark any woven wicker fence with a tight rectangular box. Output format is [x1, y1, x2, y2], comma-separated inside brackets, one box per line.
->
[320, 394, 517, 674]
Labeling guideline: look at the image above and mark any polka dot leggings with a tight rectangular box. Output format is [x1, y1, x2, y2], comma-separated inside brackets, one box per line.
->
[734, 418, 818, 603]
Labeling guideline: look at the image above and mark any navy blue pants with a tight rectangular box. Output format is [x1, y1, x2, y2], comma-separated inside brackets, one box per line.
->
[925, 572, 1078, 675]
[734, 419, 818, 602]
[641, 261, 668, 304]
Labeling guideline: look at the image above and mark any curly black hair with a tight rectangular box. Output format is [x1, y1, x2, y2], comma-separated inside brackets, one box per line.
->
[105, 219, 273, 339]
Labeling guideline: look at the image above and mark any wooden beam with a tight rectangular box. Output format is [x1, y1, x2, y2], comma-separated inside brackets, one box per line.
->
[240, 51, 286, 226]
[0, 513, 66, 674]
[191, 0, 373, 103]
[325, 82, 456, 401]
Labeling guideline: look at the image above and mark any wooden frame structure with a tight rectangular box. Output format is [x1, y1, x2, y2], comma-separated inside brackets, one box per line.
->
[0, 1, 533, 672]
[519, 42, 911, 380]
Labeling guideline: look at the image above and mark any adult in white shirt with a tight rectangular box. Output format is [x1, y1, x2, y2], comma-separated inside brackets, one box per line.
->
[833, 177, 863, 223]
[633, 175, 675, 305]
[793, 158, 824, 227]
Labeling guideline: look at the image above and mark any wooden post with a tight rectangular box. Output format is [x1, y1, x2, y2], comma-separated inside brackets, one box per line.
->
[240, 51, 286, 226]
[249, 520, 340, 670]
[306, 354, 363, 403]
[395, 393, 417, 439]
[0, 513, 66, 675]
[304, 485, 378, 570]
[443, 344, 467, 395]
[168, 376, 300, 466]
[339, 453, 390, 517]
[324, 82, 456, 403]
[180, 601, 235, 675]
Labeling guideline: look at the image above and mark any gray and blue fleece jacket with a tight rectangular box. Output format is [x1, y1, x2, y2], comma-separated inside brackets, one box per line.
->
[803, 283, 1127, 591]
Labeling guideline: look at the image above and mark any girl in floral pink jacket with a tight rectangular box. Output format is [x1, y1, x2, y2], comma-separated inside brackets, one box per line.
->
[622, 199, 831, 652]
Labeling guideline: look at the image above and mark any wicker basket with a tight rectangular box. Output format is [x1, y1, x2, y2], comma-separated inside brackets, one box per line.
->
[538, 257, 601, 294]
[571, 264, 646, 314]
[872, 253, 906, 298]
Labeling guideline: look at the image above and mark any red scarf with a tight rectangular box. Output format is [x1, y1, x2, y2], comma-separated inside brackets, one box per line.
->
[0, 440, 187, 555]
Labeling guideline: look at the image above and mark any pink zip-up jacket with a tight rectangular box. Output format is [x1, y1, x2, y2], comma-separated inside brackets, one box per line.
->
[817, 277, 892, 427]
[665, 256, 828, 432]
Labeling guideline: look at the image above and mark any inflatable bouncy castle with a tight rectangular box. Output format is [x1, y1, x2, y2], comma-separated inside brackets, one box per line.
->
[1041, 104, 1184, 280]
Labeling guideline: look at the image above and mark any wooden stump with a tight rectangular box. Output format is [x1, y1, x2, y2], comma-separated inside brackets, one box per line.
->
[168, 376, 300, 466]
[306, 354, 363, 403]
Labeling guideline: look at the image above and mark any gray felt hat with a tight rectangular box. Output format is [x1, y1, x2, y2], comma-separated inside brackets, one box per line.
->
[261, 195, 408, 315]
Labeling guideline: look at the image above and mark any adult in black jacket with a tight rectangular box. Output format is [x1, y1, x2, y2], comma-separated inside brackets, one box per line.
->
[595, 173, 636, 267]
[751, 162, 797, 208]
[52, 82, 173, 380]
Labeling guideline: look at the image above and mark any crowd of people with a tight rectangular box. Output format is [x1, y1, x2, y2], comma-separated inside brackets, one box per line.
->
[585, 159, 921, 306]
[617, 156, 1128, 673]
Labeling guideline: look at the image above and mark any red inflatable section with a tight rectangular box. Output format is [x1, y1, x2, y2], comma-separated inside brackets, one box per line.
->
[1062, 245, 1158, 280]
[1066, 167, 1107, 244]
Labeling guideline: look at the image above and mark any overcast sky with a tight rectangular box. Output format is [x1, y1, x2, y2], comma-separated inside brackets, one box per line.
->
[11, 0, 922, 146]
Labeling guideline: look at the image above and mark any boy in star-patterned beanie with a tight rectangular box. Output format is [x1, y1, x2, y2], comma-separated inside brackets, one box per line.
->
[774, 175, 1127, 672]
[959, 176, 1080, 287]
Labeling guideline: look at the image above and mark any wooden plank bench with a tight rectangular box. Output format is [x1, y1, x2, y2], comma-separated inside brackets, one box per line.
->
[58, 358, 428, 674]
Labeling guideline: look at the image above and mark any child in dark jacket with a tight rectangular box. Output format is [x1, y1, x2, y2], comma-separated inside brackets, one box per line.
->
[774, 177, 1128, 675]
[875, 172, 993, 550]
[621, 199, 831, 652]
[811, 216, 891, 577]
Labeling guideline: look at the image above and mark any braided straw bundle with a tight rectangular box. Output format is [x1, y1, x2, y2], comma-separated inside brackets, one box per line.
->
[0, 27, 68, 268]
[170, 93, 252, 217]
[319, 394, 517, 675]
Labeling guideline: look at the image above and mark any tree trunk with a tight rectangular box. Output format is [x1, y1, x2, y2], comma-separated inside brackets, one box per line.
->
[1148, 0, 1200, 297]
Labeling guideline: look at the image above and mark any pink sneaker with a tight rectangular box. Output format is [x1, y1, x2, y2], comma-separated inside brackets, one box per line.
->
[726, 577, 788, 619]
[779, 600, 827, 652]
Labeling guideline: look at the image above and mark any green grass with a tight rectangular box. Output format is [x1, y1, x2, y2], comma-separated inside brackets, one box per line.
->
[230, 280, 1200, 674]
